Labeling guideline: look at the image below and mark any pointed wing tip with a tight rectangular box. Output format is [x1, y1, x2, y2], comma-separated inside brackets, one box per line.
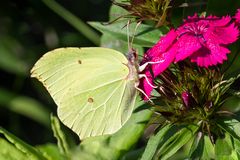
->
[30, 67, 36, 77]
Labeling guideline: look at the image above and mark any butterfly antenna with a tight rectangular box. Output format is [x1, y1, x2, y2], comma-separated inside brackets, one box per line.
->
[101, 13, 133, 25]
[130, 21, 142, 49]
[127, 20, 131, 51]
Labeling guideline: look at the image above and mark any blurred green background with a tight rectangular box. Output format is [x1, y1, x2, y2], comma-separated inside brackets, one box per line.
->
[0, 0, 110, 145]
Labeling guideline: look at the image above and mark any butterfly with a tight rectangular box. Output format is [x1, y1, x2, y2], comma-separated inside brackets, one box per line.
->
[30, 22, 155, 140]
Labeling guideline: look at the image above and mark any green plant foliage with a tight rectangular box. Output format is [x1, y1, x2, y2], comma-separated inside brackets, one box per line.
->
[0, 88, 50, 127]
[0, 36, 28, 76]
[100, 33, 144, 55]
[37, 144, 65, 160]
[201, 135, 215, 159]
[0, 127, 46, 160]
[217, 118, 240, 141]
[156, 124, 199, 160]
[140, 124, 172, 160]
[0, 138, 28, 160]
[215, 134, 235, 160]
[188, 132, 204, 159]
[50, 115, 70, 158]
[89, 21, 168, 47]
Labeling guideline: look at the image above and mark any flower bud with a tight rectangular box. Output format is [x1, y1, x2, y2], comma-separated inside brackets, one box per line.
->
[181, 91, 196, 110]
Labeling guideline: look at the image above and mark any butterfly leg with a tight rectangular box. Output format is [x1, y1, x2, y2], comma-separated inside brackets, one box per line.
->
[134, 83, 153, 103]
[139, 74, 157, 88]
[139, 60, 164, 72]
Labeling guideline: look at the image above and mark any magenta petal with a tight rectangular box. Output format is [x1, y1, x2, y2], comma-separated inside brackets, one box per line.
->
[146, 29, 177, 58]
[208, 15, 231, 27]
[234, 9, 240, 25]
[151, 44, 177, 76]
[205, 23, 239, 45]
[175, 34, 201, 62]
[190, 41, 230, 67]
[157, 29, 177, 53]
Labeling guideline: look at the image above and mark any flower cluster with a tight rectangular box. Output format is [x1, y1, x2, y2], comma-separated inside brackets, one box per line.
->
[113, 0, 172, 27]
[140, 11, 240, 100]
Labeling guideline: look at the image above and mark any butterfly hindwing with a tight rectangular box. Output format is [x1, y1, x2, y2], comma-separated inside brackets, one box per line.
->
[31, 47, 137, 139]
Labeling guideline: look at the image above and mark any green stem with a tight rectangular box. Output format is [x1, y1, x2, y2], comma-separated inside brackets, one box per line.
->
[42, 0, 100, 46]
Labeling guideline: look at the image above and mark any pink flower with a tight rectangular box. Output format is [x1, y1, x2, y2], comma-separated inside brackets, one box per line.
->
[140, 30, 177, 100]
[139, 14, 239, 100]
[175, 14, 239, 67]
[142, 30, 178, 76]
[234, 9, 240, 26]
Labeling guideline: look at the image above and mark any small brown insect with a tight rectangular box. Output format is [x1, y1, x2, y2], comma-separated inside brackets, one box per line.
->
[78, 60, 82, 64]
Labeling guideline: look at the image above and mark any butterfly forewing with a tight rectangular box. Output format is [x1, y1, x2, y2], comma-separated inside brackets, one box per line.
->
[31, 47, 138, 139]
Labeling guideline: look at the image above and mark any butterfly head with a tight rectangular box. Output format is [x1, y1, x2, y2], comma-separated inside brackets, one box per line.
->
[127, 48, 138, 65]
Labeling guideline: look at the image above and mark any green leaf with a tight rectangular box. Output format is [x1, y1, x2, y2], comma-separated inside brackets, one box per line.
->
[36, 144, 65, 160]
[0, 36, 28, 75]
[100, 33, 144, 55]
[50, 115, 70, 158]
[0, 138, 28, 160]
[157, 124, 199, 160]
[215, 133, 240, 160]
[101, 4, 144, 57]
[233, 136, 240, 159]
[121, 148, 144, 160]
[108, 0, 128, 21]
[222, 96, 240, 113]
[140, 124, 172, 160]
[89, 21, 168, 47]
[202, 135, 215, 159]
[211, 73, 240, 97]
[0, 88, 50, 127]
[215, 134, 233, 160]
[0, 127, 46, 160]
[217, 118, 240, 141]
[188, 132, 204, 160]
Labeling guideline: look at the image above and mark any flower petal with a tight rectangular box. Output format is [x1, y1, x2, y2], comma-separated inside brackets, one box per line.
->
[205, 23, 239, 45]
[234, 9, 240, 26]
[208, 15, 231, 27]
[175, 34, 202, 62]
[190, 41, 230, 67]
[145, 29, 177, 58]
[151, 43, 177, 76]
